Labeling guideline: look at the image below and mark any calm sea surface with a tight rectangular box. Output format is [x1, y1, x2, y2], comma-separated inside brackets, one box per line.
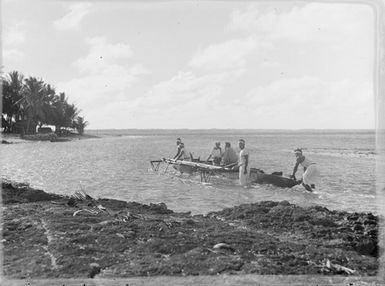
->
[1, 130, 377, 214]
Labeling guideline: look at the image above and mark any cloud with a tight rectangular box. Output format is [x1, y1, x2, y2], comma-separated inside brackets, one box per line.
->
[2, 22, 26, 63]
[124, 74, 373, 129]
[3, 23, 25, 46]
[3, 49, 25, 62]
[53, 3, 91, 31]
[242, 76, 374, 129]
[229, 3, 373, 46]
[138, 69, 245, 110]
[88, 68, 246, 128]
[73, 37, 134, 74]
[189, 37, 263, 70]
[58, 37, 148, 113]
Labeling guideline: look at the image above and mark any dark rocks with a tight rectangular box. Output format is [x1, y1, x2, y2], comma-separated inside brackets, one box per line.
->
[309, 217, 337, 227]
[88, 263, 101, 278]
[67, 197, 77, 207]
[1, 181, 380, 278]
[354, 238, 377, 256]
[2, 180, 63, 204]
[149, 202, 173, 214]
[278, 200, 291, 206]
[353, 223, 364, 232]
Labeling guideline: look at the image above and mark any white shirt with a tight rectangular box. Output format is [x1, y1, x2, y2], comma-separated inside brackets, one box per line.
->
[299, 156, 315, 168]
[239, 148, 249, 166]
[211, 148, 222, 158]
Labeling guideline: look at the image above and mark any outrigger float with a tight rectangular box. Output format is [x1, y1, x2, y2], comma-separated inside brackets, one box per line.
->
[150, 158, 298, 188]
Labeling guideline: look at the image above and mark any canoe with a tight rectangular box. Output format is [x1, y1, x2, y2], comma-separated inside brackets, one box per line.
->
[250, 168, 297, 188]
[153, 158, 298, 188]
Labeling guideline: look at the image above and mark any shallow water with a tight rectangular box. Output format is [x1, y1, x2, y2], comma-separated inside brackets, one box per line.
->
[1, 130, 376, 214]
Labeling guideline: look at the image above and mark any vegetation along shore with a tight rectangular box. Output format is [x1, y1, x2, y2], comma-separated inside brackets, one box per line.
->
[2, 179, 379, 279]
[1, 71, 88, 137]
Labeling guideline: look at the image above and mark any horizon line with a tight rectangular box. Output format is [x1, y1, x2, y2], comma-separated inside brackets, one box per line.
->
[85, 128, 376, 131]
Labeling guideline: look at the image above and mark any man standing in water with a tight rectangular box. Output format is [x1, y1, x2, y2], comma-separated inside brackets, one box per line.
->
[233, 139, 249, 187]
[291, 148, 320, 192]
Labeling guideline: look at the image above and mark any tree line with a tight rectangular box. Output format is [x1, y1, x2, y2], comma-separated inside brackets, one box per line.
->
[1, 71, 88, 135]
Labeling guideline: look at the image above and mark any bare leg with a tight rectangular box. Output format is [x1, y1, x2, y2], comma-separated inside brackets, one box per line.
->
[302, 183, 313, 192]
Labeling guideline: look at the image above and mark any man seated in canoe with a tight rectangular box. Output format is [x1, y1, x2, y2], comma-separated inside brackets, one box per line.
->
[175, 142, 192, 161]
[207, 142, 223, 165]
[173, 138, 183, 159]
[221, 142, 238, 168]
[291, 148, 320, 192]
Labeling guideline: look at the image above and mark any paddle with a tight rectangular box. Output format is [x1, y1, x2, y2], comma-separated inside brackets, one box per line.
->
[222, 162, 238, 170]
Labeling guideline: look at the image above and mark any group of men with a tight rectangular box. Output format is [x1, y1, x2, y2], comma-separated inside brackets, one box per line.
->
[173, 138, 250, 187]
[172, 138, 319, 191]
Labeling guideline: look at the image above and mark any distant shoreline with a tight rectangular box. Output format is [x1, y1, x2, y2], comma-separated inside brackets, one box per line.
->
[1, 132, 100, 143]
[85, 129, 376, 137]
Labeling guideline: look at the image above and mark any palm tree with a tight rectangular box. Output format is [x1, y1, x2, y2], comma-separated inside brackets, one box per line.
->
[1, 71, 24, 132]
[63, 103, 79, 129]
[2, 70, 89, 135]
[74, 116, 88, 135]
[39, 84, 57, 128]
[18, 77, 48, 134]
[51, 92, 68, 133]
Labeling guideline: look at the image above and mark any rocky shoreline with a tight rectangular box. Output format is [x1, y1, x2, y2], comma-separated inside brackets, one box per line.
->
[2, 180, 379, 279]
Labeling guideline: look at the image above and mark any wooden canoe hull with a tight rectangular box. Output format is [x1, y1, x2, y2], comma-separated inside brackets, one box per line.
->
[161, 159, 297, 188]
[250, 168, 297, 188]
[173, 164, 196, 174]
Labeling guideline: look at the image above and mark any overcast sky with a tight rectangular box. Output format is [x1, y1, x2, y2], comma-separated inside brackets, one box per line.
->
[2, 0, 376, 129]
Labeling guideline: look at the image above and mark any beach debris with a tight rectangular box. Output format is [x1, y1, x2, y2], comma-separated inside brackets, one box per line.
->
[50, 201, 67, 205]
[72, 210, 82, 217]
[97, 204, 106, 211]
[116, 233, 125, 239]
[68, 187, 111, 216]
[73, 209, 100, 216]
[72, 189, 95, 202]
[322, 259, 356, 274]
[212, 243, 235, 253]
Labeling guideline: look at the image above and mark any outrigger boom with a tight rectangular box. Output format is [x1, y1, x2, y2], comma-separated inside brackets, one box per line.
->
[150, 158, 231, 182]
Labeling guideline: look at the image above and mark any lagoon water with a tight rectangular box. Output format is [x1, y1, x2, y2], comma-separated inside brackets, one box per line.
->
[1, 130, 377, 215]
